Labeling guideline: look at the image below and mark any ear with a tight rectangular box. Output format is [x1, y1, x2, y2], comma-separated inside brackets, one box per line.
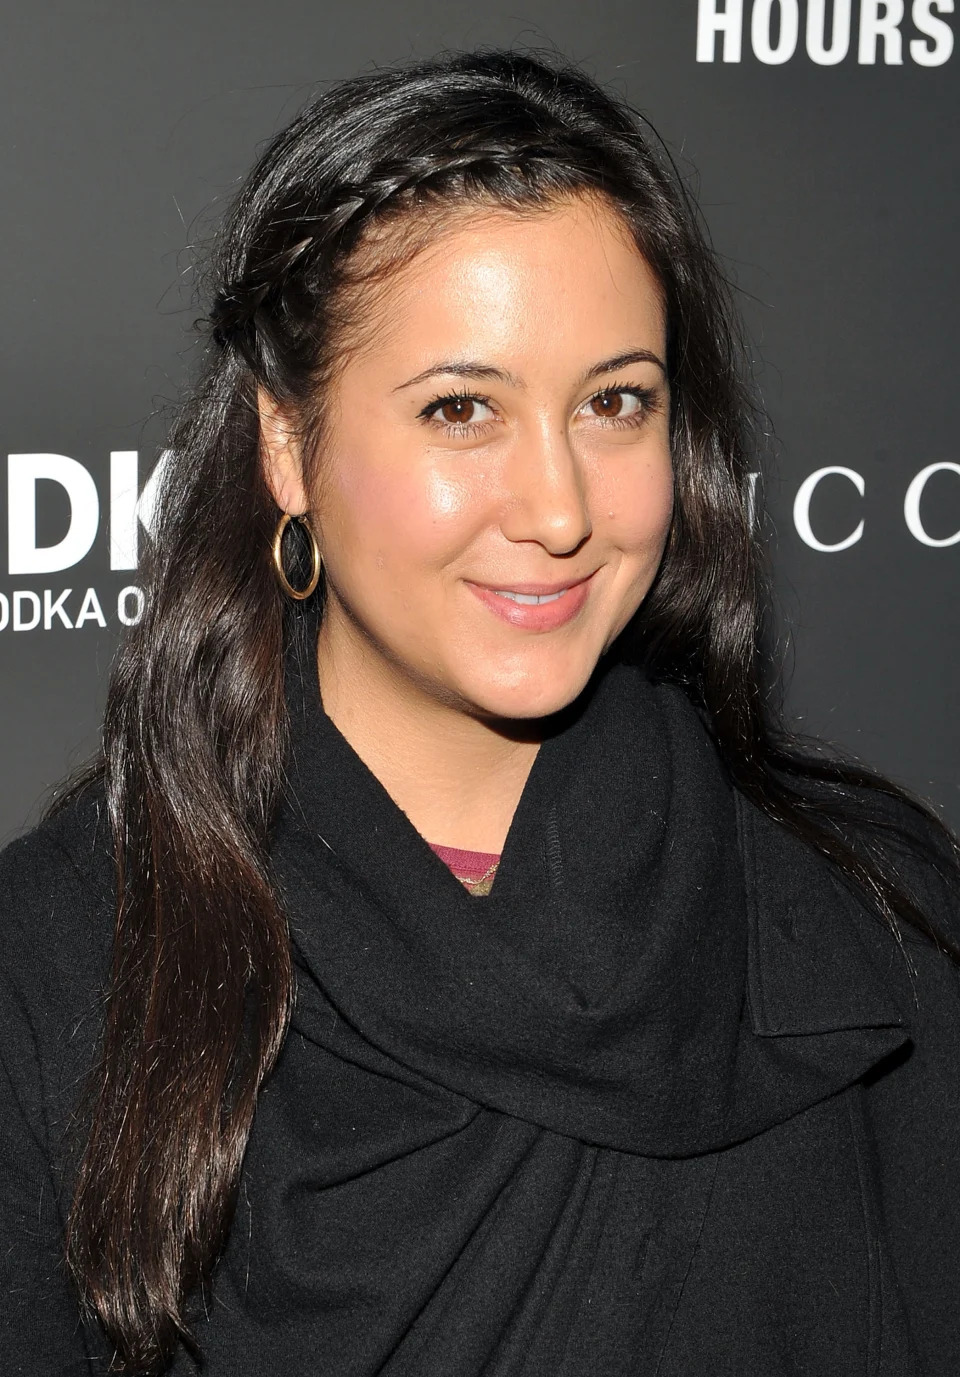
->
[257, 385, 309, 515]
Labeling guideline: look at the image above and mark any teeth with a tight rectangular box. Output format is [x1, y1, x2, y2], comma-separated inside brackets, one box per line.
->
[493, 589, 567, 605]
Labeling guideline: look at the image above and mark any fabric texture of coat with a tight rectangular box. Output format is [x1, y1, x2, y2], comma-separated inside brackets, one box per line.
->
[1, 629, 959, 1375]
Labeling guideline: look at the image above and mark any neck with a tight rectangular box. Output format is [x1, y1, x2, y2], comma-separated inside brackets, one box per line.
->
[314, 618, 541, 855]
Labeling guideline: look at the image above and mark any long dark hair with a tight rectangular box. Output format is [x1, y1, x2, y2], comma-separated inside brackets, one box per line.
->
[47, 48, 960, 1374]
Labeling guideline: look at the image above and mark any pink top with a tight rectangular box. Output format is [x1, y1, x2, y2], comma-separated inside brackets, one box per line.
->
[428, 842, 501, 896]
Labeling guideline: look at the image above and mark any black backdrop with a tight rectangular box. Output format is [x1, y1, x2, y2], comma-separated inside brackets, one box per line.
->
[2, 0, 957, 844]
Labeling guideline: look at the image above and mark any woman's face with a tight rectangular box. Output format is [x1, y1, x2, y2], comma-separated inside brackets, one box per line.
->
[262, 194, 674, 723]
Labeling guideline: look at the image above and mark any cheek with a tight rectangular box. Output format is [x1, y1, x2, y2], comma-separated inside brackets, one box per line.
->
[327, 458, 482, 578]
[595, 450, 675, 560]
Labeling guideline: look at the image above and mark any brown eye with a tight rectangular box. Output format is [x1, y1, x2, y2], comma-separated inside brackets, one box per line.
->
[581, 388, 651, 424]
[590, 390, 624, 418]
[440, 398, 476, 425]
[419, 394, 495, 431]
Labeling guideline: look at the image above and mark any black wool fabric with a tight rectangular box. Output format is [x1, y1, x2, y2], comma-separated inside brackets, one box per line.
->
[2, 623, 960, 1375]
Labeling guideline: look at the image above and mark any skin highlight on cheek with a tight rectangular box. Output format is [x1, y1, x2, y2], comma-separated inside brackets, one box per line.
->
[423, 470, 474, 524]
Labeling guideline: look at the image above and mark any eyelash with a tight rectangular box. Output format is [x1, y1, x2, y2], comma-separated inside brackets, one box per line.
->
[417, 382, 661, 436]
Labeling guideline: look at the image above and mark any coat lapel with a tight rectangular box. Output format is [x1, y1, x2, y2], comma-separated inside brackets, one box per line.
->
[727, 790, 912, 1141]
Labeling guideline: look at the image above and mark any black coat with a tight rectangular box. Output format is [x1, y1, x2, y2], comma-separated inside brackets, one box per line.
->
[2, 652, 959, 1376]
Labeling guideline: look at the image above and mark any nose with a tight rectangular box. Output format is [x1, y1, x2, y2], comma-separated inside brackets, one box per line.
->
[498, 428, 593, 556]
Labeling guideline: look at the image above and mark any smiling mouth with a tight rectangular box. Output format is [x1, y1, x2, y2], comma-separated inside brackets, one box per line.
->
[491, 589, 569, 606]
[473, 570, 597, 603]
[467, 571, 596, 630]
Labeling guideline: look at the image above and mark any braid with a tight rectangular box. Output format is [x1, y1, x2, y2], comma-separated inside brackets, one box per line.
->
[208, 136, 610, 350]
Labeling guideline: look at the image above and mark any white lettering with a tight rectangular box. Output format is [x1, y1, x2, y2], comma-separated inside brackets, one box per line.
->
[43, 587, 73, 629]
[859, 0, 905, 62]
[0, 593, 7, 631]
[13, 589, 41, 630]
[117, 585, 145, 626]
[807, 0, 853, 62]
[697, 0, 745, 60]
[904, 461, 960, 546]
[910, 0, 955, 63]
[753, 0, 801, 61]
[75, 587, 107, 628]
[109, 450, 139, 571]
[136, 449, 170, 541]
[109, 448, 171, 570]
[696, 0, 951, 63]
[794, 466, 865, 551]
[7, 454, 100, 576]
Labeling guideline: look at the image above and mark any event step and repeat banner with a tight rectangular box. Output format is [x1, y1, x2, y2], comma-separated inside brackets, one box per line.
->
[1, 0, 957, 839]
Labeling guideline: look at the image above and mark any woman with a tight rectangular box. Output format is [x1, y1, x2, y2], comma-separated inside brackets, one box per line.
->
[2, 47, 958, 1377]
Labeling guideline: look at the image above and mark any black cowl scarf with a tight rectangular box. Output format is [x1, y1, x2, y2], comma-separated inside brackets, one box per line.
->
[229, 614, 915, 1376]
[9, 617, 960, 1376]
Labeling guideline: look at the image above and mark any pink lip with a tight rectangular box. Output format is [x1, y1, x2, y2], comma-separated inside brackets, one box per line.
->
[466, 570, 597, 631]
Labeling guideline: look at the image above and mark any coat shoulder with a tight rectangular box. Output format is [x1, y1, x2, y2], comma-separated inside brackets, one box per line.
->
[0, 777, 115, 1138]
[747, 771, 960, 951]
[838, 781, 960, 951]
[831, 786, 960, 1370]
[0, 774, 116, 971]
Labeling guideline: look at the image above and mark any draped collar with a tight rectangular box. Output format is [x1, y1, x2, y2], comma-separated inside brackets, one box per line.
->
[270, 612, 912, 1158]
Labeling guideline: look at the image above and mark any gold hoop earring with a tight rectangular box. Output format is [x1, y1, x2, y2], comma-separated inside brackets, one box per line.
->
[272, 512, 322, 600]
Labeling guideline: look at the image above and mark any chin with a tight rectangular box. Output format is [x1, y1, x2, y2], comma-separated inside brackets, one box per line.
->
[461, 655, 600, 724]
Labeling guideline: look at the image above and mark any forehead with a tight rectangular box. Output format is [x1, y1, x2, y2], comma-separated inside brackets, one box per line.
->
[339, 195, 666, 379]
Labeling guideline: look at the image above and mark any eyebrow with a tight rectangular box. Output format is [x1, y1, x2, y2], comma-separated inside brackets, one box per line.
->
[581, 349, 667, 384]
[394, 360, 524, 391]
[393, 348, 667, 393]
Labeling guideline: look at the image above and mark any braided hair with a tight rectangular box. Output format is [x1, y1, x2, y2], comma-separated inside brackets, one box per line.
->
[53, 47, 959, 1375]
